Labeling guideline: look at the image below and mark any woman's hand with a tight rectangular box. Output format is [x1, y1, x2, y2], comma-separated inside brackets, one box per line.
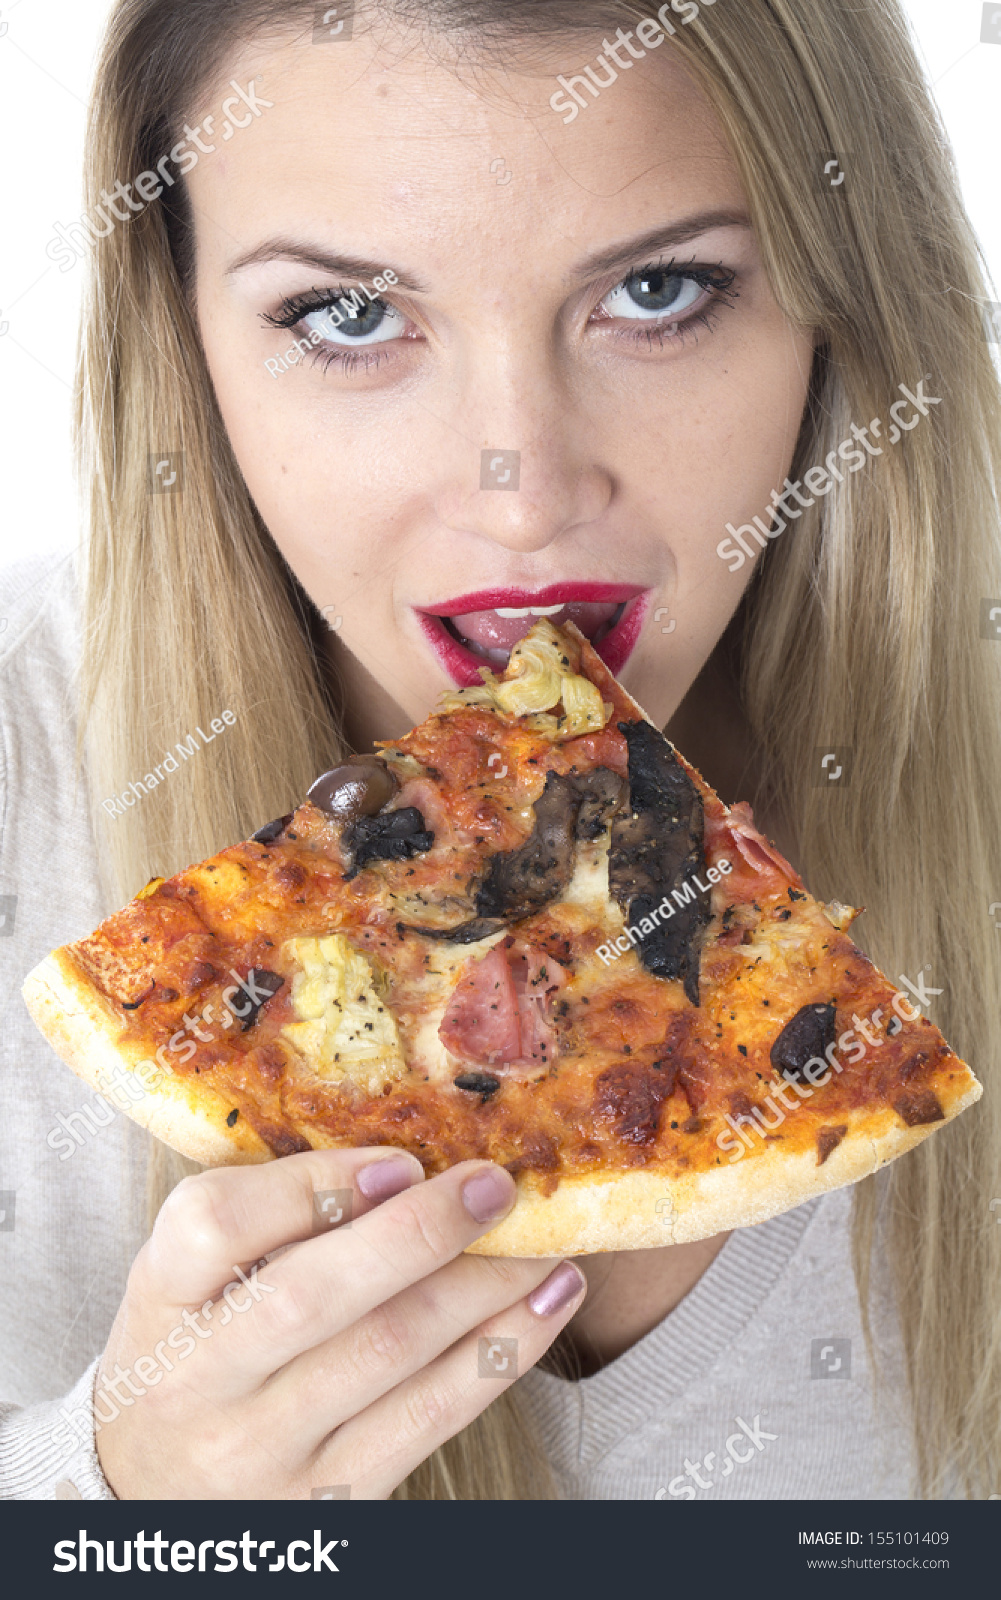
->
[94, 1149, 585, 1499]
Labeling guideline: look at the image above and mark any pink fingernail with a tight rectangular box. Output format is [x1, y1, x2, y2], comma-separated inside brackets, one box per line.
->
[357, 1156, 421, 1202]
[528, 1262, 586, 1318]
[461, 1166, 516, 1223]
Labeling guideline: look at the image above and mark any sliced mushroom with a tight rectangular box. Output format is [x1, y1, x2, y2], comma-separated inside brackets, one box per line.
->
[232, 969, 285, 1032]
[609, 721, 710, 1004]
[572, 767, 627, 840]
[475, 771, 579, 922]
[409, 918, 505, 944]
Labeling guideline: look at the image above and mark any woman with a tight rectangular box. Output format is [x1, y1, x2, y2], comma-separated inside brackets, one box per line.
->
[1, 0, 998, 1500]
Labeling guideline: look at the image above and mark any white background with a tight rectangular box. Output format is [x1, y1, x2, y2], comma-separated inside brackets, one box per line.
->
[0, 0, 999, 569]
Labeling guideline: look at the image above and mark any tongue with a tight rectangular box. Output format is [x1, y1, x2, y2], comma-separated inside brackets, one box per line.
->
[449, 602, 620, 658]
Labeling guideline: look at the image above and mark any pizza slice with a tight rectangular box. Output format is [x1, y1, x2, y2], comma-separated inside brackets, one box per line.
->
[23, 622, 981, 1256]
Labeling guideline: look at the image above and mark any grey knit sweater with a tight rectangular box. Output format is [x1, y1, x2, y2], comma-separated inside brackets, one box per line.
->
[0, 554, 916, 1499]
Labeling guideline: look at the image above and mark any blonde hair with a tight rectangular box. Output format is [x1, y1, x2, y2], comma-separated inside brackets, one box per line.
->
[76, 0, 1001, 1498]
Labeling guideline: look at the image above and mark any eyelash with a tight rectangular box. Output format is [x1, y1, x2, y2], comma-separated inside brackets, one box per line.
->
[599, 257, 739, 350]
[260, 258, 739, 375]
[261, 287, 395, 375]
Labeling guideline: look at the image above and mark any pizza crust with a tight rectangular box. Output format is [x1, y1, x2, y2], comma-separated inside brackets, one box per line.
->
[467, 1077, 983, 1256]
[22, 950, 272, 1167]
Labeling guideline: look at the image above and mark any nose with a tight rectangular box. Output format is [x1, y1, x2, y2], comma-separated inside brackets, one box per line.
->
[433, 361, 613, 555]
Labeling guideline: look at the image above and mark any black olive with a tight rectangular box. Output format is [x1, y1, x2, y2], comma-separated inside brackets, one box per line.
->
[251, 813, 294, 844]
[230, 969, 285, 1032]
[770, 1002, 837, 1080]
[308, 758, 399, 821]
[343, 808, 433, 879]
[454, 1073, 501, 1100]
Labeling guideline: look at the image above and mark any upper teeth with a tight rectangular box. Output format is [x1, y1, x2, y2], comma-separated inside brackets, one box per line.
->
[494, 604, 566, 619]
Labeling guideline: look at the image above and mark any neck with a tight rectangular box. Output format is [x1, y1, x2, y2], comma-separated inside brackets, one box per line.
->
[564, 1231, 731, 1376]
[323, 634, 414, 754]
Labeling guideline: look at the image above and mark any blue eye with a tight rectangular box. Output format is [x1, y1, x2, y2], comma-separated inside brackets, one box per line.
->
[302, 297, 405, 346]
[602, 268, 707, 322]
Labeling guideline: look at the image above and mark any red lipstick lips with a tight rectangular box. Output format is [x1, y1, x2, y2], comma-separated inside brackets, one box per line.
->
[416, 583, 649, 687]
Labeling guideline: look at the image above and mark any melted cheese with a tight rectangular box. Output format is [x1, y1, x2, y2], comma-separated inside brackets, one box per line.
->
[731, 901, 838, 967]
[562, 827, 616, 916]
[281, 934, 406, 1094]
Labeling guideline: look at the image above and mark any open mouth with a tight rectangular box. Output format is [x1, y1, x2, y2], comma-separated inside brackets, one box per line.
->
[416, 584, 650, 687]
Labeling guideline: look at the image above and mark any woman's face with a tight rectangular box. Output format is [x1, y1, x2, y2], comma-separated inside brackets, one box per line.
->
[189, 23, 815, 739]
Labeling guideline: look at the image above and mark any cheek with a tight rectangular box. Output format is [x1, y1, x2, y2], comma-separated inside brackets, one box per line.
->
[640, 320, 815, 567]
[199, 323, 371, 575]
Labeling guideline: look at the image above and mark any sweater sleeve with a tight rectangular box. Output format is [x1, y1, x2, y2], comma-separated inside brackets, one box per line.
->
[0, 1359, 116, 1500]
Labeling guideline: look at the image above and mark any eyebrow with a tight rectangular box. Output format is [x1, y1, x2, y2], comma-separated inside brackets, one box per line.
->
[572, 210, 752, 279]
[226, 209, 751, 292]
[226, 240, 427, 292]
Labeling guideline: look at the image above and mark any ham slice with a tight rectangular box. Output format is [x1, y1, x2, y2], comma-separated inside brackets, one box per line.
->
[509, 945, 567, 1068]
[439, 941, 567, 1070]
[706, 801, 797, 898]
[438, 946, 521, 1066]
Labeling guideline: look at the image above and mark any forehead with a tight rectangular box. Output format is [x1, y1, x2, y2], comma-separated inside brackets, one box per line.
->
[187, 24, 743, 276]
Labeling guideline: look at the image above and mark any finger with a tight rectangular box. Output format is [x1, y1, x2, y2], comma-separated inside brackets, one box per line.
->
[138, 1147, 425, 1306]
[202, 1161, 517, 1389]
[306, 1261, 587, 1499]
[257, 1251, 562, 1450]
